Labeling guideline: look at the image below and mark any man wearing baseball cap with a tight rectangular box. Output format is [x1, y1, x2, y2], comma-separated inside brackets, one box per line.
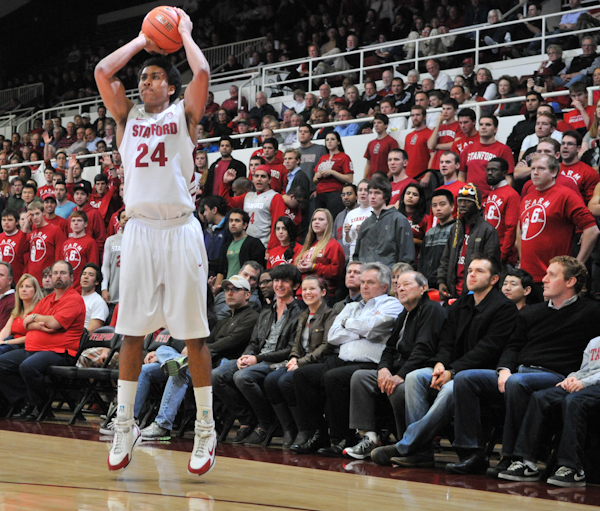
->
[69, 181, 106, 256]
[437, 183, 500, 299]
[42, 190, 68, 237]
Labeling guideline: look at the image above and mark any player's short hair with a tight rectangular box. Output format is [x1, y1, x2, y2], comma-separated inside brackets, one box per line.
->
[368, 176, 392, 204]
[269, 263, 302, 286]
[457, 108, 476, 121]
[431, 188, 454, 205]
[1, 208, 18, 221]
[203, 195, 228, 216]
[263, 137, 279, 150]
[228, 208, 250, 226]
[53, 259, 74, 277]
[70, 210, 88, 223]
[139, 57, 182, 103]
[489, 157, 509, 174]
[94, 173, 108, 184]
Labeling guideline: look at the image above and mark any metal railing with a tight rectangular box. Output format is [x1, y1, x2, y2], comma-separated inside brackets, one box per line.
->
[259, 6, 596, 93]
[202, 37, 266, 70]
[0, 83, 44, 110]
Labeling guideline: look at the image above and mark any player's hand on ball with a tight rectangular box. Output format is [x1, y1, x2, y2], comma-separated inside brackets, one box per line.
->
[139, 31, 167, 55]
[174, 8, 192, 36]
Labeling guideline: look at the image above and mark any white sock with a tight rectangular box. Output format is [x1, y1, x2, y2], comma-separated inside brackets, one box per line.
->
[524, 460, 538, 471]
[194, 386, 213, 423]
[116, 380, 137, 422]
[365, 431, 379, 443]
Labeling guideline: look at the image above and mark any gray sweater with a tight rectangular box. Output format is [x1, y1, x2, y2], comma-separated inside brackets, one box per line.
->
[570, 336, 600, 387]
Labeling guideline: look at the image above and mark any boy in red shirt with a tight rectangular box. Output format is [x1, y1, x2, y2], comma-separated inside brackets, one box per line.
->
[460, 116, 514, 199]
[559, 130, 600, 203]
[61, 210, 99, 293]
[0, 209, 29, 282]
[428, 98, 460, 170]
[69, 182, 106, 256]
[564, 83, 595, 135]
[28, 202, 67, 284]
[363, 113, 399, 179]
[389, 148, 417, 205]
[450, 108, 479, 156]
[404, 105, 433, 186]
[42, 192, 69, 237]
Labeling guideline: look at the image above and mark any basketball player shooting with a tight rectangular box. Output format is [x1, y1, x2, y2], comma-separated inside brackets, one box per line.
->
[95, 8, 215, 475]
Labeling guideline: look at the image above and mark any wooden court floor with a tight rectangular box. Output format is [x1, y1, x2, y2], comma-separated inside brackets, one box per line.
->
[0, 419, 598, 510]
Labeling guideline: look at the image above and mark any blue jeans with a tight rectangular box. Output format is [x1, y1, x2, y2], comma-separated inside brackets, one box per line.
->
[0, 349, 74, 406]
[133, 345, 181, 419]
[396, 367, 454, 456]
[502, 366, 563, 456]
[263, 367, 296, 406]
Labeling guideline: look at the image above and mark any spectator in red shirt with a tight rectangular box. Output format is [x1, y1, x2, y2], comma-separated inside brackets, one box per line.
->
[460, 116, 514, 199]
[256, 138, 287, 193]
[42, 191, 68, 237]
[559, 130, 600, 203]
[61, 210, 100, 293]
[363, 113, 399, 179]
[483, 158, 520, 265]
[450, 108, 479, 157]
[0, 259, 86, 421]
[398, 183, 429, 263]
[0, 261, 15, 329]
[564, 83, 595, 135]
[69, 182, 106, 256]
[314, 132, 354, 219]
[28, 202, 67, 285]
[389, 149, 417, 206]
[90, 171, 122, 225]
[518, 154, 599, 301]
[0, 209, 29, 283]
[221, 85, 248, 118]
[428, 98, 460, 171]
[404, 105, 433, 185]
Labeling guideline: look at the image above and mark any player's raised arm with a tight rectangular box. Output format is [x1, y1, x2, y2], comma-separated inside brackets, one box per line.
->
[175, 8, 210, 131]
[95, 35, 163, 125]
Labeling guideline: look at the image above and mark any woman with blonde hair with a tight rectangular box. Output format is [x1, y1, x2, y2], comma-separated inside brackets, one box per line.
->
[0, 273, 43, 354]
[294, 208, 345, 305]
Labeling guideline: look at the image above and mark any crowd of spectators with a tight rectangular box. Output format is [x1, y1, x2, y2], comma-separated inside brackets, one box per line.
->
[1, 0, 600, 491]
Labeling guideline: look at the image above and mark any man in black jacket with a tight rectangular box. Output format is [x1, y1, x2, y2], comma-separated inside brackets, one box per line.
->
[371, 256, 517, 467]
[447, 256, 600, 477]
[204, 137, 247, 198]
[211, 264, 304, 446]
[343, 271, 446, 460]
[215, 209, 265, 287]
[506, 92, 543, 162]
[438, 183, 500, 299]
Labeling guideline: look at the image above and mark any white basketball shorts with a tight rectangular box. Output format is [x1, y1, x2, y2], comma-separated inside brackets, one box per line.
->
[116, 214, 210, 340]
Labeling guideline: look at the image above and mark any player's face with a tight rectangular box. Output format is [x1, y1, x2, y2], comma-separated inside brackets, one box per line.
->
[502, 276, 529, 304]
[560, 136, 579, 161]
[95, 180, 108, 195]
[43, 199, 56, 216]
[311, 211, 328, 236]
[228, 213, 247, 236]
[275, 221, 290, 244]
[439, 154, 458, 176]
[30, 209, 44, 227]
[485, 161, 505, 186]
[18, 278, 35, 302]
[139, 65, 175, 106]
[1, 215, 17, 234]
[530, 157, 556, 189]
[70, 216, 86, 235]
[80, 267, 97, 292]
[252, 170, 270, 192]
[301, 279, 325, 307]
[431, 196, 453, 221]
[74, 190, 88, 206]
[239, 265, 260, 290]
[283, 153, 299, 171]
[466, 259, 496, 293]
[388, 152, 405, 175]
[219, 141, 232, 158]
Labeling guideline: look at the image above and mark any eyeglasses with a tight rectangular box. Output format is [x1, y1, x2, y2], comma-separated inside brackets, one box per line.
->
[223, 286, 244, 293]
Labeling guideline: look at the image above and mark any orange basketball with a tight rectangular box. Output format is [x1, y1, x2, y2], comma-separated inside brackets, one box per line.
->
[142, 6, 183, 54]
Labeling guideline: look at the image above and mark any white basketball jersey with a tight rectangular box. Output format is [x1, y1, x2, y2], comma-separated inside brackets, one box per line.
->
[120, 101, 195, 220]
[244, 189, 277, 246]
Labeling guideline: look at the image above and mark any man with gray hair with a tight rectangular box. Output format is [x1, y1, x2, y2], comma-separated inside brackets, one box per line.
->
[343, 271, 446, 459]
[291, 262, 403, 456]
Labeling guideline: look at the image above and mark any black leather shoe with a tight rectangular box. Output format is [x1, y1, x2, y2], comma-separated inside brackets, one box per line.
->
[318, 438, 352, 458]
[290, 429, 330, 454]
[12, 403, 34, 419]
[244, 427, 269, 446]
[446, 453, 489, 474]
[231, 425, 255, 444]
[371, 444, 401, 466]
